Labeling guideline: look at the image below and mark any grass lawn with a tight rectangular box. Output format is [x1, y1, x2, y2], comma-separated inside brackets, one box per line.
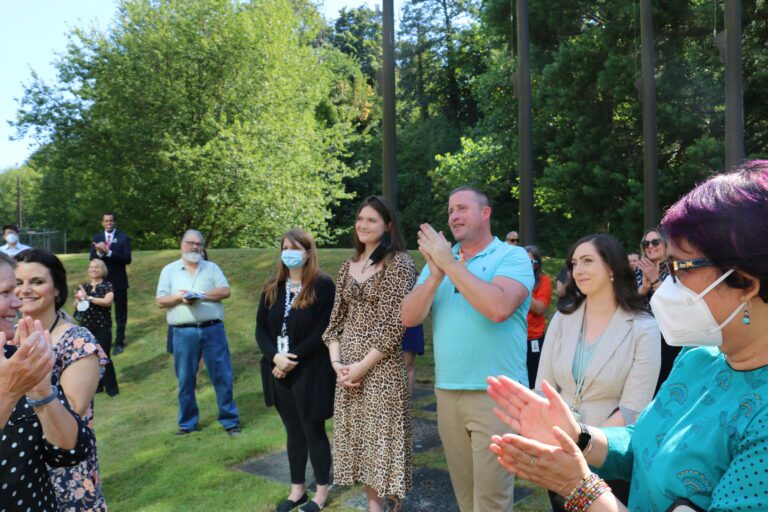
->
[60, 249, 563, 511]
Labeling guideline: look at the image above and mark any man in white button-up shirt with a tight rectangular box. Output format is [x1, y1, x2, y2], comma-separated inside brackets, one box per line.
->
[156, 229, 240, 437]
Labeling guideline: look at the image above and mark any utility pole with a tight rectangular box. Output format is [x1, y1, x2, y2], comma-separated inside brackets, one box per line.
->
[382, 0, 397, 207]
[516, 0, 535, 244]
[640, 0, 659, 229]
[724, 0, 744, 169]
[16, 175, 23, 228]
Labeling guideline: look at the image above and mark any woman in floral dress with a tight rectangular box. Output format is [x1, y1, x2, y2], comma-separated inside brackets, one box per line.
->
[15, 249, 107, 511]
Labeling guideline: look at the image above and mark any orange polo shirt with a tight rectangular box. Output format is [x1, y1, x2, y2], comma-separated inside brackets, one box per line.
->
[527, 273, 552, 340]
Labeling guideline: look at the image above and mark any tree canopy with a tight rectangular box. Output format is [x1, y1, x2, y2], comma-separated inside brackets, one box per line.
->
[11, 0, 768, 254]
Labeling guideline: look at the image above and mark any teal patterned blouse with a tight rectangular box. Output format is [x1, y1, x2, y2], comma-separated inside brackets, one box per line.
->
[598, 346, 768, 511]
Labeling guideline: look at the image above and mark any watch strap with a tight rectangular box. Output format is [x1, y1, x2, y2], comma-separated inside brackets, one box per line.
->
[576, 422, 592, 452]
[26, 385, 59, 408]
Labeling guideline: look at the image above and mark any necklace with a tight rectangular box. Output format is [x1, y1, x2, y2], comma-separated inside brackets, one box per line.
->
[361, 258, 374, 273]
[49, 313, 61, 334]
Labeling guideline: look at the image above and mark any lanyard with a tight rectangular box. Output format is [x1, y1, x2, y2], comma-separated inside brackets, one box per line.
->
[572, 314, 605, 412]
[277, 279, 301, 354]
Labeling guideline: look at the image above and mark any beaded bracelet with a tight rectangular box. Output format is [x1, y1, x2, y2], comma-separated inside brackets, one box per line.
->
[563, 473, 611, 512]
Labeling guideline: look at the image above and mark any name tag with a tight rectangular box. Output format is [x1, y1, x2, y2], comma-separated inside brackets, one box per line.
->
[531, 339, 540, 353]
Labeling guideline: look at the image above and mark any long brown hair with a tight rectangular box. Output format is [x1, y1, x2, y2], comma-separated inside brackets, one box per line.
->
[263, 229, 324, 309]
[352, 195, 406, 266]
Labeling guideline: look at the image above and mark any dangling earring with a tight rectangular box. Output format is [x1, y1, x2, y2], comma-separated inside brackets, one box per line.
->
[743, 301, 751, 325]
[610, 275, 614, 282]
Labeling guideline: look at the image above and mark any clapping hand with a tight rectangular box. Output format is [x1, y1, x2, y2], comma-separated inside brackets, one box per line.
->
[638, 257, 659, 283]
[487, 376, 579, 448]
[490, 427, 590, 498]
[417, 223, 454, 277]
[74, 285, 88, 302]
[0, 318, 55, 401]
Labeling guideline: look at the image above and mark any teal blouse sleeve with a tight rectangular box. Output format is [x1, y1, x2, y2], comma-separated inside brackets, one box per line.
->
[709, 413, 768, 510]
[593, 425, 635, 482]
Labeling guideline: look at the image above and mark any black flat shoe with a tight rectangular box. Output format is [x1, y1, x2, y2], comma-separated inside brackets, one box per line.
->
[113, 344, 125, 355]
[276, 493, 307, 512]
[300, 500, 325, 512]
[175, 429, 191, 436]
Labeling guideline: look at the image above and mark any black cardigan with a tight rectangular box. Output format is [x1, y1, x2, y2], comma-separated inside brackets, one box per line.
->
[256, 275, 336, 420]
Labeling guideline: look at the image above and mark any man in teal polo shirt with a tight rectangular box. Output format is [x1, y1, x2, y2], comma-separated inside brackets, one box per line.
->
[402, 187, 533, 511]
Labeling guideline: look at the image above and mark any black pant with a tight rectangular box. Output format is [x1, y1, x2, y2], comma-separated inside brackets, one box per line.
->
[273, 377, 331, 485]
[113, 288, 128, 346]
[526, 337, 544, 389]
[90, 324, 119, 395]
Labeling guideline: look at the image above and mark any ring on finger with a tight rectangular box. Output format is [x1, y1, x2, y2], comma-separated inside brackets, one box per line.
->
[528, 454, 537, 466]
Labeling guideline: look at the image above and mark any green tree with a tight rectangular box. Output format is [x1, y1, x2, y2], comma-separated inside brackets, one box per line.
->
[15, 0, 364, 248]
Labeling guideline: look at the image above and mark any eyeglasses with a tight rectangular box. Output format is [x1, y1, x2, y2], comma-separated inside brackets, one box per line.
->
[183, 241, 204, 248]
[668, 257, 714, 283]
[642, 238, 662, 248]
[506, 239, 519, 244]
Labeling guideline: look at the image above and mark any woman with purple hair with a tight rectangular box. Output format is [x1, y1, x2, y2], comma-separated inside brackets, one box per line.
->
[486, 161, 768, 511]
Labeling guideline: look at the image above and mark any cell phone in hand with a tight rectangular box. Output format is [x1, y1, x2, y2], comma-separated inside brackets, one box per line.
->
[183, 291, 205, 302]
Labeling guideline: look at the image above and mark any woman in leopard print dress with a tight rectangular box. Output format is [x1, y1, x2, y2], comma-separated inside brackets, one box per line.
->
[323, 196, 415, 511]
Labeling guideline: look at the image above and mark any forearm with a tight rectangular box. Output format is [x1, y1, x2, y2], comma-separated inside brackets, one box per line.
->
[401, 279, 440, 326]
[34, 398, 80, 450]
[327, 341, 341, 363]
[584, 493, 628, 511]
[445, 262, 516, 322]
[360, 347, 385, 371]
[203, 287, 230, 302]
[583, 425, 610, 468]
[88, 296, 112, 307]
[530, 297, 546, 315]
[157, 294, 182, 309]
[0, 393, 20, 426]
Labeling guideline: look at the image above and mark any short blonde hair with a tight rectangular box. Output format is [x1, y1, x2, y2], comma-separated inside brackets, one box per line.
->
[89, 258, 108, 278]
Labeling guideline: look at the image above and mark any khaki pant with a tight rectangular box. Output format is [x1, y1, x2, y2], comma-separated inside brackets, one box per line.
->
[436, 388, 516, 512]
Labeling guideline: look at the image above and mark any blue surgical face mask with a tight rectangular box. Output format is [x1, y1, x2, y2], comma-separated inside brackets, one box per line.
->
[281, 250, 306, 269]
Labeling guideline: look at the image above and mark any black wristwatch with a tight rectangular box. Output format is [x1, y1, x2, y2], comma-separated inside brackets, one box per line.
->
[576, 422, 592, 452]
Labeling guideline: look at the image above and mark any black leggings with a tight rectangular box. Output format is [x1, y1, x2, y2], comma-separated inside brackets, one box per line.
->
[89, 324, 119, 395]
[273, 378, 331, 485]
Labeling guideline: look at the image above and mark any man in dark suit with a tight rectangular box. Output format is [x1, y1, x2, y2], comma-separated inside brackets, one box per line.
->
[90, 212, 132, 355]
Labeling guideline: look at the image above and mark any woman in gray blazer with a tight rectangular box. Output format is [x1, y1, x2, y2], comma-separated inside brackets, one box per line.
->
[536, 234, 660, 508]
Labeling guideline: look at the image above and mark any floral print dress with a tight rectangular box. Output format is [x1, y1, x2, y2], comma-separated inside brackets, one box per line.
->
[48, 325, 109, 512]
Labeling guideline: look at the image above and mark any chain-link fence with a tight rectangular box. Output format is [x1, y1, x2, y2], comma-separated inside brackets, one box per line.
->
[20, 229, 68, 254]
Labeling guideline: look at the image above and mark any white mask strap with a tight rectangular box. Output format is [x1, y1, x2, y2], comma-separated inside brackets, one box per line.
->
[693, 268, 735, 302]
[709, 301, 747, 334]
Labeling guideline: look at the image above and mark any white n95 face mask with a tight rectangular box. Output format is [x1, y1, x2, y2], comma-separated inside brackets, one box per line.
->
[650, 270, 744, 347]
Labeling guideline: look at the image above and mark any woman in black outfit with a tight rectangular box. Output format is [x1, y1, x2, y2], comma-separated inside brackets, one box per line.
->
[257, 229, 336, 512]
[74, 258, 119, 396]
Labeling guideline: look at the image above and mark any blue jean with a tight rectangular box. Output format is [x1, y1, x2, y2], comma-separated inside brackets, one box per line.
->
[172, 322, 239, 431]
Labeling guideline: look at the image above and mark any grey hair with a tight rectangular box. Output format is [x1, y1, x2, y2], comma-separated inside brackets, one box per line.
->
[182, 229, 205, 246]
[0, 252, 15, 270]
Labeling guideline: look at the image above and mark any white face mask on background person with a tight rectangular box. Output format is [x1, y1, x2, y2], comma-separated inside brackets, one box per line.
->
[650, 269, 745, 347]
[5, 234, 18, 245]
[182, 252, 202, 264]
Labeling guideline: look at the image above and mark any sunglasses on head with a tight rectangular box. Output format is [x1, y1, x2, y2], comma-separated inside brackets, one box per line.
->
[667, 257, 715, 283]
[642, 238, 662, 248]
